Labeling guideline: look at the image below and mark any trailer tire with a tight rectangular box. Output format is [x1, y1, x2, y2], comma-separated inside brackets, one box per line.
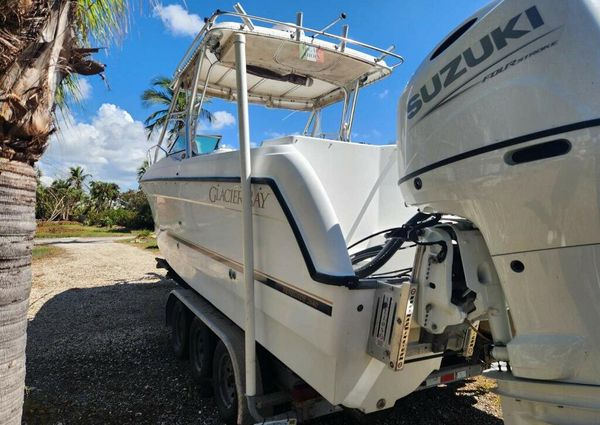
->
[189, 317, 214, 396]
[213, 340, 240, 424]
[169, 300, 190, 359]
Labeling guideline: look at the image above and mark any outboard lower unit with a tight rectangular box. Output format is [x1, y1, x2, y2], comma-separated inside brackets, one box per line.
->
[398, 1, 600, 424]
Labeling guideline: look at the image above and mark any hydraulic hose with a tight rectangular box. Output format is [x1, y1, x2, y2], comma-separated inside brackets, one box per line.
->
[350, 212, 441, 279]
[352, 237, 405, 278]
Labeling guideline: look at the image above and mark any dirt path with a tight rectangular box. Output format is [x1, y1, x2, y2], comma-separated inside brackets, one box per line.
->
[24, 241, 502, 425]
[25, 241, 221, 424]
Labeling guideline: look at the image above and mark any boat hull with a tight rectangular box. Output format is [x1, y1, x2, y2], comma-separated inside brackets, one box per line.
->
[142, 137, 441, 412]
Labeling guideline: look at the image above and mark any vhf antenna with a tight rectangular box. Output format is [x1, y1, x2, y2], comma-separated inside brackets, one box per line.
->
[312, 12, 347, 39]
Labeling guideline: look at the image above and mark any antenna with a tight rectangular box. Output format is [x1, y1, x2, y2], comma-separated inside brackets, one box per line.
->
[375, 45, 396, 62]
[313, 12, 347, 39]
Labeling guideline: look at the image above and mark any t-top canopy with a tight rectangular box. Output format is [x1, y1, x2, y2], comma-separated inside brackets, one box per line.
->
[174, 11, 403, 111]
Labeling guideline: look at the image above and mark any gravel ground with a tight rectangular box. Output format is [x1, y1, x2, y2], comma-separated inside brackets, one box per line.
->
[23, 240, 502, 424]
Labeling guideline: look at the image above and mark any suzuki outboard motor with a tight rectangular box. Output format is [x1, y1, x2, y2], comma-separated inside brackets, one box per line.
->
[398, 0, 600, 424]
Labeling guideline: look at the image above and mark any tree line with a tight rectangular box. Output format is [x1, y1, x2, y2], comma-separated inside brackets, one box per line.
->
[36, 165, 153, 230]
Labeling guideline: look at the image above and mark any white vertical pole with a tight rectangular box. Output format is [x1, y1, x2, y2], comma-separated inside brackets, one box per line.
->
[347, 78, 361, 143]
[234, 33, 257, 399]
[186, 46, 207, 158]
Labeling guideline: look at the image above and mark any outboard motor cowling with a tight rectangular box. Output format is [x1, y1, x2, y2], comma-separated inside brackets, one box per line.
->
[398, 1, 600, 424]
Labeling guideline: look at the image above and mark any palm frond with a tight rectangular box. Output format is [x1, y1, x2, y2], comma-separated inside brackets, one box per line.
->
[150, 76, 174, 92]
[56, 0, 129, 114]
[141, 75, 214, 141]
[198, 107, 213, 123]
[141, 89, 172, 108]
[56, 74, 84, 112]
[76, 0, 129, 46]
[143, 109, 168, 126]
[144, 121, 161, 137]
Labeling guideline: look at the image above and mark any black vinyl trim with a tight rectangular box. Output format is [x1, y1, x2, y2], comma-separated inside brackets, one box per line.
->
[260, 277, 333, 316]
[141, 175, 358, 287]
[398, 118, 600, 185]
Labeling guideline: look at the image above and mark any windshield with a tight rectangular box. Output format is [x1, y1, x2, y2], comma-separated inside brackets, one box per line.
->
[168, 134, 222, 157]
[194, 135, 221, 155]
[168, 134, 186, 154]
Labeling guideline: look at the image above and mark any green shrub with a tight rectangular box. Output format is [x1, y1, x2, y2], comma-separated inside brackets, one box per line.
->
[137, 229, 152, 238]
[36, 171, 154, 231]
[118, 190, 154, 230]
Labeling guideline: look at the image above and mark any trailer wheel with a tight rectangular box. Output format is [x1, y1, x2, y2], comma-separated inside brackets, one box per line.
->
[169, 300, 190, 359]
[213, 340, 239, 424]
[189, 317, 214, 396]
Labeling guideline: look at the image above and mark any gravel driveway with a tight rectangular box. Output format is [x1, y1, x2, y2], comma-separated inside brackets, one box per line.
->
[23, 240, 502, 424]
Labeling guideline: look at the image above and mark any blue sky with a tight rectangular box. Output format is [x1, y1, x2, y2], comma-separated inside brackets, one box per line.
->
[40, 0, 489, 189]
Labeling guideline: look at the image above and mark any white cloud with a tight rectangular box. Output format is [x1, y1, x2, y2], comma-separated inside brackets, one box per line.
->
[209, 110, 235, 130]
[264, 130, 284, 139]
[76, 78, 92, 100]
[40, 175, 54, 187]
[40, 104, 153, 190]
[378, 89, 389, 99]
[153, 4, 202, 37]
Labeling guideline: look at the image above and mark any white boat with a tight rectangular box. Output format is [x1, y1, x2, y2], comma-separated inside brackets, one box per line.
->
[143, 2, 600, 424]
[141, 5, 483, 421]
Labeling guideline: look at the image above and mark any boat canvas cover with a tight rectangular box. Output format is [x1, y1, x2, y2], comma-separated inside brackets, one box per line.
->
[177, 23, 392, 110]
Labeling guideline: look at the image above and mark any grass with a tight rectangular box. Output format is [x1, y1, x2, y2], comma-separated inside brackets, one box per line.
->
[118, 234, 159, 253]
[36, 221, 134, 239]
[32, 245, 64, 261]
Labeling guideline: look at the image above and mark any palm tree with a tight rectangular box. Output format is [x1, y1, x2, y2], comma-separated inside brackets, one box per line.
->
[67, 165, 90, 190]
[89, 180, 120, 211]
[141, 75, 213, 138]
[137, 159, 149, 181]
[0, 1, 126, 422]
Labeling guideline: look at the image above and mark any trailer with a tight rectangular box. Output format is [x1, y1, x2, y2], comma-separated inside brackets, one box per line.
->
[159, 261, 486, 424]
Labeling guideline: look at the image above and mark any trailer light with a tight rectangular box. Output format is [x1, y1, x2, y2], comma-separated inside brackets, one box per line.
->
[440, 372, 455, 384]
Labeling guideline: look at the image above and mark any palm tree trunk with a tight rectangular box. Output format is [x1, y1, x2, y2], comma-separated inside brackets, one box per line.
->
[0, 3, 71, 419]
[0, 158, 35, 425]
[1, 0, 114, 420]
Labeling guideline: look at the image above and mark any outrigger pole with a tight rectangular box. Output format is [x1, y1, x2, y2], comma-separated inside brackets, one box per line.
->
[234, 33, 261, 421]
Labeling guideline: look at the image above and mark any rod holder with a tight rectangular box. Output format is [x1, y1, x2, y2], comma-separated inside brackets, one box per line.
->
[234, 3, 255, 30]
[339, 25, 349, 52]
[296, 12, 303, 40]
